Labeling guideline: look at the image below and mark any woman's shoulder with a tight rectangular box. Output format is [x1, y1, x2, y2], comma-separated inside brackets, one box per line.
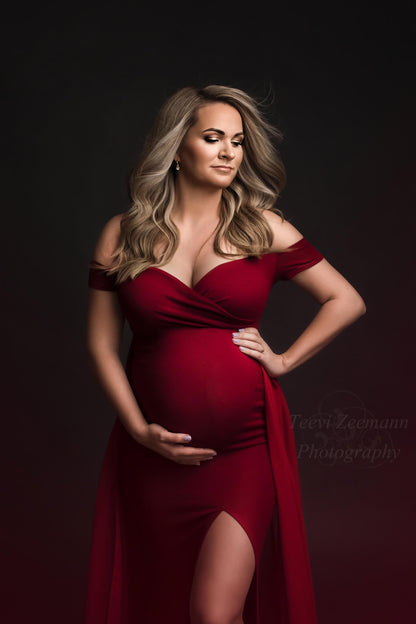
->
[261, 209, 305, 252]
[91, 212, 125, 266]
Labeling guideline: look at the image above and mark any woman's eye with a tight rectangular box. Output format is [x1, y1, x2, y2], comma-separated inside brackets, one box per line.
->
[204, 137, 244, 146]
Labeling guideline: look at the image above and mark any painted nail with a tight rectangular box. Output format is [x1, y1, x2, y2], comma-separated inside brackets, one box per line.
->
[238, 328, 245, 332]
[232, 332, 239, 337]
[183, 435, 192, 441]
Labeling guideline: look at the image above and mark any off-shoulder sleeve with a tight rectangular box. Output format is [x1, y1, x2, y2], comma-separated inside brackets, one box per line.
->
[274, 237, 324, 282]
[88, 261, 117, 291]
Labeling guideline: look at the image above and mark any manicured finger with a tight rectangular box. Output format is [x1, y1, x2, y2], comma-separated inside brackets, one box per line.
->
[179, 433, 192, 443]
[181, 447, 217, 457]
[238, 344, 262, 355]
[240, 341, 263, 352]
[175, 448, 217, 462]
[232, 335, 262, 351]
[162, 432, 193, 444]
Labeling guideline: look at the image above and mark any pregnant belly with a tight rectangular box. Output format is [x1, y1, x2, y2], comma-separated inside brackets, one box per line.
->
[127, 328, 266, 452]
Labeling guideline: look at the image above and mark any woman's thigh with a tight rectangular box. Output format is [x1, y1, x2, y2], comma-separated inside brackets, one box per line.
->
[189, 510, 256, 623]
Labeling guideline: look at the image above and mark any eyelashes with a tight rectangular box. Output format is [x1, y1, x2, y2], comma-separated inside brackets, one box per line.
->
[204, 137, 244, 146]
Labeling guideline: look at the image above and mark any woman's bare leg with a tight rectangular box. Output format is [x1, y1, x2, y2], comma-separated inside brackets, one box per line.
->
[189, 510, 255, 624]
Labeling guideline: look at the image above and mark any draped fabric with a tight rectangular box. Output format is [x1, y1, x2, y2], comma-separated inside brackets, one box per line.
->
[84, 237, 324, 623]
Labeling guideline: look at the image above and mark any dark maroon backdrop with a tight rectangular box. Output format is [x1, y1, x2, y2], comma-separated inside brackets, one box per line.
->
[2, 2, 415, 623]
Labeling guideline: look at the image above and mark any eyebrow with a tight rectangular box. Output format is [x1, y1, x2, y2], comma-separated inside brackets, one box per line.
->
[202, 127, 244, 137]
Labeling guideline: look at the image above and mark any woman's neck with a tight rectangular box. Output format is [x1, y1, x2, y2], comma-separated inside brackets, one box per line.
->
[172, 180, 222, 226]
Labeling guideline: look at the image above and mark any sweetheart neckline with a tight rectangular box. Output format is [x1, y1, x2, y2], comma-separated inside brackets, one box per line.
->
[147, 241, 303, 291]
[148, 256, 251, 291]
[90, 237, 305, 291]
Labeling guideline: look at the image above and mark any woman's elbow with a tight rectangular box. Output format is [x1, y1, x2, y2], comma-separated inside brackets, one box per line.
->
[328, 292, 367, 323]
[348, 294, 367, 319]
[355, 294, 367, 316]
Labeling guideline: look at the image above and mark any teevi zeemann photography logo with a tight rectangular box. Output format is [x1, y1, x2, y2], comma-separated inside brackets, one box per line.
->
[292, 390, 406, 469]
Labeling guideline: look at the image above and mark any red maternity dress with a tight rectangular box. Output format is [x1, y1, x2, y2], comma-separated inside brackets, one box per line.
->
[84, 236, 324, 624]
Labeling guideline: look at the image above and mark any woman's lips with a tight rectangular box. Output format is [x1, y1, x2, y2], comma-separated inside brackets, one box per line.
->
[212, 166, 233, 172]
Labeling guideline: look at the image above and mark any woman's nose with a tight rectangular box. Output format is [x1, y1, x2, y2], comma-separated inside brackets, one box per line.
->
[219, 142, 235, 159]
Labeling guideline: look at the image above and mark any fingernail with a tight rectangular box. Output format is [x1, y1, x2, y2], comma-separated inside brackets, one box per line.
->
[238, 328, 245, 332]
[183, 435, 192, 441]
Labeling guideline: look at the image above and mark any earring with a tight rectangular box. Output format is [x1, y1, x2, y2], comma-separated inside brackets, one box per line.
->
[175, 160, 180, 171]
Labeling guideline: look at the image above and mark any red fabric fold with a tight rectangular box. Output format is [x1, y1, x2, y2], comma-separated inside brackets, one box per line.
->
[259, 369, 318, 623]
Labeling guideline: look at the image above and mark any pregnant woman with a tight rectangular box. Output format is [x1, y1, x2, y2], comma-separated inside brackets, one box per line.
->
[84, 85, 366, 623]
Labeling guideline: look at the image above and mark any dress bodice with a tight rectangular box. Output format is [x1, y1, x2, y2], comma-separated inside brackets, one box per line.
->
[88, 237, 324, 340]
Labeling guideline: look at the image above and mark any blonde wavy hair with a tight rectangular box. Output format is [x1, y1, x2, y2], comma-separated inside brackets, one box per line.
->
[92, 84, 287, 285]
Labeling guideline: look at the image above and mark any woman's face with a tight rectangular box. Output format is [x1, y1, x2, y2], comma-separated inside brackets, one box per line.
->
[176, 102, 244, 188]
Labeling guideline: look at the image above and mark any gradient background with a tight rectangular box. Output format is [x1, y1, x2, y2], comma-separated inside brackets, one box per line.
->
[2, 2, 415, 622]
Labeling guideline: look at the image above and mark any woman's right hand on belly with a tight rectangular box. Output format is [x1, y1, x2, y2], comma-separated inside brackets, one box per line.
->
[136, 423, 217, 466]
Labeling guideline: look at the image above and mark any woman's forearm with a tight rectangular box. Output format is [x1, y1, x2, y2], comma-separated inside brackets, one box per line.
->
[86, 347, 148, 442]
[280, 296, 366, 374]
